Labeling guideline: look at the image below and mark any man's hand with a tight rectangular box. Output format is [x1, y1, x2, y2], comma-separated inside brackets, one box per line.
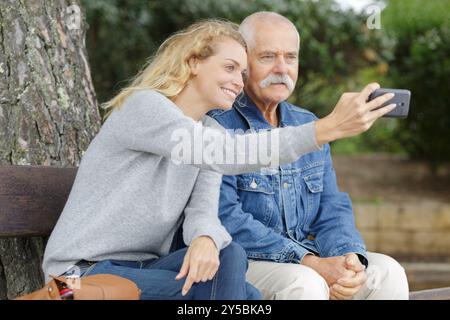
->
[344, 253, 365, 273]
[301, 254, 356, 287]
[315, 82, 397, 145]
[175, 236, 220, 296]
[330, 253, 367, 300]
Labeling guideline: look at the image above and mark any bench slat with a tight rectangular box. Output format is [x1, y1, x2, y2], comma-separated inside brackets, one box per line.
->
[0, 165, 77, 237]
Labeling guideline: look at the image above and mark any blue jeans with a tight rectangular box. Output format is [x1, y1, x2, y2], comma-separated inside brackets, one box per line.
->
[80, 242, 261, 300]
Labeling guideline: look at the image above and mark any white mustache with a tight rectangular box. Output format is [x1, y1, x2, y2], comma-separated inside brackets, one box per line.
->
[259, 74, 295, 91]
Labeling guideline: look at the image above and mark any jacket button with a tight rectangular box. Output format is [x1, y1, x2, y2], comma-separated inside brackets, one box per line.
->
[283, 183, 289, 189]
[250, 180, 257, 189]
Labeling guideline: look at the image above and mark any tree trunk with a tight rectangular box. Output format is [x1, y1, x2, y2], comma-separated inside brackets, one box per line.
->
[0, 0, 100, 299]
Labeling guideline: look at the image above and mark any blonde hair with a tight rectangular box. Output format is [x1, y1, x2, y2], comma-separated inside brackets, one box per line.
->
[101, 19, 246, 121]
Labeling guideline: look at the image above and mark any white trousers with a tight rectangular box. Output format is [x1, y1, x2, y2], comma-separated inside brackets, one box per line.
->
[246, 252, 409, 300]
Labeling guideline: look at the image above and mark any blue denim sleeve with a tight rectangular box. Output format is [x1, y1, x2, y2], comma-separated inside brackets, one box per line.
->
[309, 144, 368, 261]
[218, 174, 311, 263]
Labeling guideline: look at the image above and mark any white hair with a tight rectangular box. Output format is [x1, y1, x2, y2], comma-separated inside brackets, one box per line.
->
[239, 11, 300, 50]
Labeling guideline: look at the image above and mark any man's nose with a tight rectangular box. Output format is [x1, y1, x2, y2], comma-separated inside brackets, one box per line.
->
[273, 56, 288, 74]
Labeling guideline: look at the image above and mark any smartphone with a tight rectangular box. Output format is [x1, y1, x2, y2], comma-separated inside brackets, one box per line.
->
[368, 88, 411, 118]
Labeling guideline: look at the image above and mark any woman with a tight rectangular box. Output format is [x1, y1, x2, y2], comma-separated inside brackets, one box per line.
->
[43, 19, 394, 300]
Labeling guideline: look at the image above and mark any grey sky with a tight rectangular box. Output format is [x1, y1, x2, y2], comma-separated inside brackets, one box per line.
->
[335, 0, 382, 12]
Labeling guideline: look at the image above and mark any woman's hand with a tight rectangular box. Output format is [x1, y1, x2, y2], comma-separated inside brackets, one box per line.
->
[175, 236, 220, 296]
[315, 83, 397, 145]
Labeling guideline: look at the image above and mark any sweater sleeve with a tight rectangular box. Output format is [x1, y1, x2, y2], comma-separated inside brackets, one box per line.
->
[182, 169, 231, 250]
[107, 90, 321, 175]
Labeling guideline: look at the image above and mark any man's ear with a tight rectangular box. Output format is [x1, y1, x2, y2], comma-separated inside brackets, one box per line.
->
[188, 56, 200, 76]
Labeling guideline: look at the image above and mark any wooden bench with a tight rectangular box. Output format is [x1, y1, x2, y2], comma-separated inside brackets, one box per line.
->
[1, 164, 449, 300]
[0, 165, 77, 237]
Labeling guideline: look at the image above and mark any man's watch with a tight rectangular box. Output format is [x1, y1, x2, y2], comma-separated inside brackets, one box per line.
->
[356, 254, 369, 269]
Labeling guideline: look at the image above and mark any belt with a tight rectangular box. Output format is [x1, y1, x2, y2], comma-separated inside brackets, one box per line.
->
[61, 260, 96, 277]
[75, 260, 96, 269]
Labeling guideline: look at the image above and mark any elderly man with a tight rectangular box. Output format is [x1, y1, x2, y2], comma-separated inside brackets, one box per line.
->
[207, 12, 409, 300]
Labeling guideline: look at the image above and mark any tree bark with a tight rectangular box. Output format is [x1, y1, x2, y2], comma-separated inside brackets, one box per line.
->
[0, 0, 100, 299]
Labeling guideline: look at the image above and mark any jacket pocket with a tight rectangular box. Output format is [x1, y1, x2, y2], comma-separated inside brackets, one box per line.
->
[237, 174, 274, 194]
[301, 171, 324, 228]
[303, 172, 324, 193]
[237, 174, 274, 226]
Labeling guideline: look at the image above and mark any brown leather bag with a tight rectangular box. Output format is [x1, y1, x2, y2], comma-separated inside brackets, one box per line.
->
[15, 274, 141, 300]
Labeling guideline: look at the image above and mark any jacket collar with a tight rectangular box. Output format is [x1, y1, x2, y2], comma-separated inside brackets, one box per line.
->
[233, 92, 298, 130]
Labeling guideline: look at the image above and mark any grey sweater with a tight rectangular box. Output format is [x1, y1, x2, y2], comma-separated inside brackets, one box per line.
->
[42, 90, 320, 281]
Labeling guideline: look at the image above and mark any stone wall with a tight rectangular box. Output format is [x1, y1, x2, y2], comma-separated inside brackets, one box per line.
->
[354, 201, 450, 259]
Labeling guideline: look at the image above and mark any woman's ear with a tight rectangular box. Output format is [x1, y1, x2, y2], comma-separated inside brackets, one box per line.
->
[188, 56, 200, 76]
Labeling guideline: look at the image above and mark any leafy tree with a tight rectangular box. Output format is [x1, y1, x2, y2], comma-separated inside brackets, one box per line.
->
[382, 0, 450, 167]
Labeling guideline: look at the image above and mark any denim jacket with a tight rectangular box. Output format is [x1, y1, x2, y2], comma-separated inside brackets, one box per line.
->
[207, 93, 367, 264]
